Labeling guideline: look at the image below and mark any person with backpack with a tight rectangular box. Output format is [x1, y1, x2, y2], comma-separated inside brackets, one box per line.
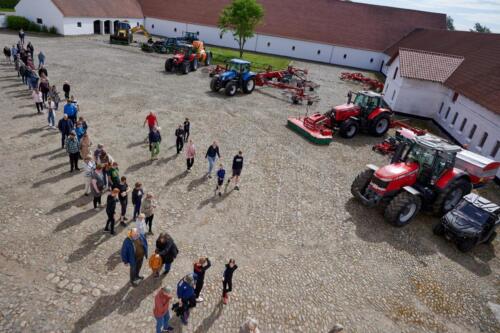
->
[155, 232, 178, 275]
[193, 257, 211, 302]
[64, 99, 78, 124]
[108, 162, 120, 189]
[91, 164, 106, 209]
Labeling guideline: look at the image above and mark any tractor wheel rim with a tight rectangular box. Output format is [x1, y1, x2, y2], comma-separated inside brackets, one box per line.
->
[230, 86, 236, 94]
[247, 80, 255, 90]
[347, 125, 356, 136]
[376, 119, 389, 134]
[399, 203, 417, 222]
[444, 188, 463, 211]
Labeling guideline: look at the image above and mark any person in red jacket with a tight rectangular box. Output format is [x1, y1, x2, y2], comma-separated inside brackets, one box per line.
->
[154, 286, 173, 333]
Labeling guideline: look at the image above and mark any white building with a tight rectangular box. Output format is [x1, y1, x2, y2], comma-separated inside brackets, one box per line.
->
[383, 29, 500, 177]
[15, 0, 144, 35]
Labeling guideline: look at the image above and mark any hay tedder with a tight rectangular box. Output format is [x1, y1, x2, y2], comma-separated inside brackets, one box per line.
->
[340, 72, 384, 92]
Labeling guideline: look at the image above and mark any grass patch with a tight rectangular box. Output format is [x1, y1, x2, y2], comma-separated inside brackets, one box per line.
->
[0, 7, 15, 11]
[209, 46, 290, 71]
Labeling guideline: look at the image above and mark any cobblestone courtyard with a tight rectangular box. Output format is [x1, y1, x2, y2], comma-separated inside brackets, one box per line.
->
[0, 32, 499, 333]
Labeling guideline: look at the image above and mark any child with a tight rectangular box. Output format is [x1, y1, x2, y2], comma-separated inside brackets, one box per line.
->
[222, 259, 238, 304]
[215, 164, 225, 197]
[134, 213, 147, 237]
[132, 182, 144, 219]
[149, 253, 163, 278]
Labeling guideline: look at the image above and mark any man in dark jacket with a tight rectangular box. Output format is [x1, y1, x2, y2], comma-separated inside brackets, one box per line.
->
[149, 126, 162, 160]
[175, 124, 184, 154]
[228, 150, 244, 191]
[156, 233, 178, 275]
[58, 114, 74, 149]
[121, 228, 148, 286]
[183, 118, 190, 142]
[105, 188, 120, 235]
[205, 141, 221, 178]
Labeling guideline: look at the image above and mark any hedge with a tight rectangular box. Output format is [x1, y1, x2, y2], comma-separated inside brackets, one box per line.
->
[6, 15, 58, 34]
[0, 0, 19, 9]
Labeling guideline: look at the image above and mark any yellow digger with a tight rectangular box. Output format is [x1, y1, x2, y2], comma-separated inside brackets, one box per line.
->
[110, 21, 151, 45]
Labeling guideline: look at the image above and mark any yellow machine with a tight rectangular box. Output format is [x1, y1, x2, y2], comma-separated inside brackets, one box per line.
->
[110, 21, 150, 45]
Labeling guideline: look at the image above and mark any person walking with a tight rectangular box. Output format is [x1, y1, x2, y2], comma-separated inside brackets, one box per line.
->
[19, 29, 25, 44]
[48, 85, 60, 110]
[26, 42, 34, 58]
[64, 99, 78, 124]
[205, 141, 220, 178]
[37, 51, 45, 68]
[47, 96, 56, 128]
[193, 257, 211, 302]
[14, 54, 20, 77]
[91, 164, 105, 210]
[38, 65, 48, 79]
[80, 132, 92, 159]
[108, 162, 120, 189]
[228, 151, 244, 191]
[222, 259, 238, 304]
[66, 132, 80, 172]
[141, 193, 156, 234]
[175, 274, 197, 325]
[121, 228, 148, 286]
[39, 76, 50, 104]
[185, 140, 195, 172]
[105, 188, 120, 235]
[183, 118, 190, 142]
[215, 164, 226, 196]
[144, 111, 158, 133]
[57, 114, 73, 149]
[132, 182, 144, 220]
[118, 176, 131, 225]
[154, 286, 174, 333]
[63, 81, 71, 100]
[83, 155, 96, 196]
[32, 88, 43, 114]
[149, 126, 162, 161]
[155, 232, 178, 275]
[175, 124, 184, 154]
[19, 59, 26, 84]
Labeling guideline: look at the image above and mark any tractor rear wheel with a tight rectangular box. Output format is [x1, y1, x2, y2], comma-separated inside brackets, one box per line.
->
[224, 81, 237, 96]
[369, 113, 391, 137]
[432, 222, 445, 236]
[384, 191, 421, 227]
[165, 58, 174, 72]
[191, 58, 199, 71]
[339, 119, 359, 139]
[181, 62, 190, 75]
[432, 178, 472, 216]
[205, 52, 212, 66]
[242, 78, 255, 94]
[485, 231, 497, 245]
[457, 238, 476, 252]
[210, 78, 221, 92]
[351, 169, 374, 202]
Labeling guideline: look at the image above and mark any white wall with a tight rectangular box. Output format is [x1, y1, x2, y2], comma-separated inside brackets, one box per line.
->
[331, 46, 385, 71]
[15, 0, 64, 34]
[63, 17, 144, 35]
[0, 14, 6, 28]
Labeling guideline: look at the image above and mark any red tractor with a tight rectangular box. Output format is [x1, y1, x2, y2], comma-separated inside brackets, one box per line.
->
[351, 133, 500, 226]
[165, 43, 211, 74]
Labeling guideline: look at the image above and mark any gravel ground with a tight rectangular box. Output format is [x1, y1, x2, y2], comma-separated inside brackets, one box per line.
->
[0, 31, 499, 333]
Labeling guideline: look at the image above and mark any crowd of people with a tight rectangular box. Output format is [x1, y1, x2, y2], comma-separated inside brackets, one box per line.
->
[2, 31, 269, 333]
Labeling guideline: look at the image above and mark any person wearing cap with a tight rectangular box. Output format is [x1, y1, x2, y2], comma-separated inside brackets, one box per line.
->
[66, 131, 80, 172]
[105, 188, 120, 235]
[175, 274, 197, 325]
[121, 228, 148, 286]
[154, 286, 174, 333]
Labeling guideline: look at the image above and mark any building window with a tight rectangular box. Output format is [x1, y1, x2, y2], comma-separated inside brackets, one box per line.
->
[391, 90, 396, 100]
[459, 118, 467, 132]
[317, 50, 321, 55]
[197, 31, 200, 35]
[219, 34, 223, 39]
[452, 92, 459, 102]
[491, 141, 500, 158]
[451, 113, 458, 125]
[267, 42, 271, 47]
[174, 27, 177, 32]
[444, 107, 451, 119]
[478, 132, 488, 148]
[393, 67, 399, 80]
[77, 22, 82, 28]
[292, 46, 295, 51]
[370, 58, 374, 63]
[36, 18, 43, 24]
[343, 54, 347, 59]
[438, 102, 444, 114]
[151, 24, 155, 29]
[468, 124, 477, 139]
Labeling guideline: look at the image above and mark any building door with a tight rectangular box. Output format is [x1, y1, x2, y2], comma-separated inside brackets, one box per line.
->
[113, 20, 120, 33]
[104, 20, 111, 34]
[379, 60, 385, 72]
[93, 20, 101, 34]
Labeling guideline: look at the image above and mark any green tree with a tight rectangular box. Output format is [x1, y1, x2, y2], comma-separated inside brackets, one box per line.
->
[446, 15, 455, 31]
[470, 23, 491, 33]
[218, 0, 264, 58]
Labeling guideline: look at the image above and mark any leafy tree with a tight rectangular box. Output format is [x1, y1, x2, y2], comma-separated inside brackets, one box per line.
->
[218, 0, 264, 58]
[446, 16, 455, 31]
[470, 23, 491, 33]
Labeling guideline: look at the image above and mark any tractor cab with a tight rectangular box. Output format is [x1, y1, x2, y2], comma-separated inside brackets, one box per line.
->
[228, 59, 251, 74]
[352, 91, 383, 117]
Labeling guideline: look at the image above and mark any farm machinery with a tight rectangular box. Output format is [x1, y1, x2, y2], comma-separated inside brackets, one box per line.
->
[142, 32, 200, 54]
[164, 42, 212, 74]
[209, 59, 320, 104]
[372, 122, 427, 155]
[110, 22, 150, 45]
[340, 72, 384, 92]
[287, 91, 392, 144]
[351, 133, 500, 226]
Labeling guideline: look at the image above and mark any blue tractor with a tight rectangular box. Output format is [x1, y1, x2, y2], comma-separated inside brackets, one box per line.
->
[209, 59, 256, 96]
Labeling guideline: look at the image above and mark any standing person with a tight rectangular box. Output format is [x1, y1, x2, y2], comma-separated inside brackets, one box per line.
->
[11, 44, 17, 62]
[134, 213, 147, 237]
[185, 140, 195, 172]
[75, 122, 85, 142]
[19, 29, 25, 44]
[193, 257, 211, 302]
[108, 162, 120, 189]
[105, 188, 120, 235]
[80, 132, 92, 159]
[64, 99, 78, 124]
[94, 143, 105, 161]
[14, 55, 20, 77]
[183, 118, 190, 142]
[155, 232, 178, 275]
[205, 141, 220, 178]
[66, 132, 80, 172]
[3, 46, 11, 63]
[78, 116, 88, 132]
[175, 124, 184, 154]
[215, 164, 226, 196]
[57, 114, 73, 149]
[222, 259, 238, 304]
[144, 111, 158, 132]
[26, 42, 34, 57]
[141, 193, 156, 234]
[32, 88, 43, 114]
[228, 151, 244, 191]
[132, 182, 144, 220]
[62, 81, 70, 100]
[83, 155, 96, 196]
[48, 85, 60, 110]
[39, 76, 50, 104]
[175, 274, 197, 325]
[118, 176, 131, 225]
[91, 164, 105, 210]
[121, 228, 148, 286]
[38, 64, 48, 78]
[149, 126, 162, 161]
[46, 96, 56, 128]
[19, 59, 26, 83]
[37, 51, 45, 68]
[154, 286, 174, 333]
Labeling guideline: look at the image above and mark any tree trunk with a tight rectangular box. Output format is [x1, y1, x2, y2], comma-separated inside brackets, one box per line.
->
[239, 35, 243, 58]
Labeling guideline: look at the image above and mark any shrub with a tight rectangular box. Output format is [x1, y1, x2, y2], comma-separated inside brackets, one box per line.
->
[6, 15, 30, 30]
[28, 21, 40, 32]
[0, 0, 19, 9]
[41, 25, 48, 33]
[48, 26, 57, 34]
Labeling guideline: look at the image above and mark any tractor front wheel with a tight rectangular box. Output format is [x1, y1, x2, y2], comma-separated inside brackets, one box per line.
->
[351, 169, 374, 202]
[339, 119, 359, 139]
[432, 222, 445, 236]
[205, 52, 212, 66]
[384, 192, 421, 227]
[224, 81, 237, 96]
[369, 113, 391, 137]
[191, 58, 199, 71]
[181, 62, 190, 75]
[485, 231, 497, 245]
[210, 78, 221, 92]
[242, 78, 255, 94]
[457, 238, 476, 252]
[165, 58, 174, 72]
[432, 178, 472, 216]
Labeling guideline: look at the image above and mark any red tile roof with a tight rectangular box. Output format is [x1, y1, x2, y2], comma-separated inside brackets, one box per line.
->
[386, 29, 500, 115]
[51, 0, 143, 18]
[399, 48, 464, 83]
[140, 0, 446, 51]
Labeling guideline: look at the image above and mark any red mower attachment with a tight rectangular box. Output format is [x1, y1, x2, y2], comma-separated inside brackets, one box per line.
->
[340, 72, 385, 92]
[372, 121, 427, 155]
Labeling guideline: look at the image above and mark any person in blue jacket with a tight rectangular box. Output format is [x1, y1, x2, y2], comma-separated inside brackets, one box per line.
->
[175, 274, 196, 325]
[121, 228, 148, 286]
[63, 99, 78, 124]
